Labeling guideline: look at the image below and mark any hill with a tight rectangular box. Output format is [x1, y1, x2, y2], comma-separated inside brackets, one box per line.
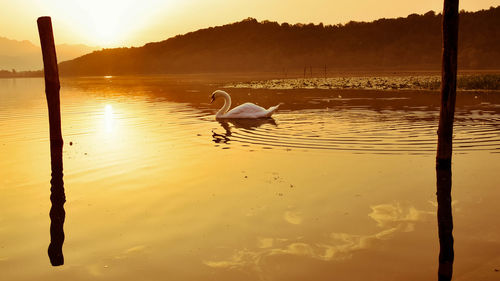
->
[59, 6, 500, 76]
[0, 37, 99, 71]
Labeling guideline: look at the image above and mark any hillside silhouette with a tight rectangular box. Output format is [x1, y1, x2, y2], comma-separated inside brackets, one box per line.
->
[59, 6, 500, 76]
[0, 37, 98, 71]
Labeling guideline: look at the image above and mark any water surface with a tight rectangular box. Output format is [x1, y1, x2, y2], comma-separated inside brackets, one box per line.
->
[1, 76, 499, 280]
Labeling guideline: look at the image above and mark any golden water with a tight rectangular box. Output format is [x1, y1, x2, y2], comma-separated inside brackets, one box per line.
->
[0, 76, 499, 280]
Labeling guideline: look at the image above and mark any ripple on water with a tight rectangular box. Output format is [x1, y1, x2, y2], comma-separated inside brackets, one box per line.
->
[210, 109, 500, 154]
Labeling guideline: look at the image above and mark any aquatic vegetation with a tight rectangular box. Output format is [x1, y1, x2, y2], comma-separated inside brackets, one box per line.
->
[225, 74, 500, 91]
[225, 76, 439, 90]
[458, 74, 500, 90]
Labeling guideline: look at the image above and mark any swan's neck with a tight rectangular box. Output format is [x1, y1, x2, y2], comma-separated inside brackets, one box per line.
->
[216, 92, 231, 117]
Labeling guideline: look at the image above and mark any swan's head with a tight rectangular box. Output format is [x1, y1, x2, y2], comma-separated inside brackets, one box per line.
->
[210, 90, 227, 104]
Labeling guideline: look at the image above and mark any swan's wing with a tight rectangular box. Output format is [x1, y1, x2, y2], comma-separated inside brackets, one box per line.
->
[265, 103, 283, 117]
[223, 103, 268, 118]
[231, 103, 267, 113]
[220, 103, 282, 119]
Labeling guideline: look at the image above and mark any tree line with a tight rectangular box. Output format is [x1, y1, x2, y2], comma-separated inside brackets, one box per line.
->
[54, 6, 500, 75]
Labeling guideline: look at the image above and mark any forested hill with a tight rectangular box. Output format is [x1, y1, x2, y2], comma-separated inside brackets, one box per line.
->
[59, 6, 500, 76]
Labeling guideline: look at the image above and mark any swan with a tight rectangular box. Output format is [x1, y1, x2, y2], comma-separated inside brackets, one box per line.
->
[210, 90, 282, 119]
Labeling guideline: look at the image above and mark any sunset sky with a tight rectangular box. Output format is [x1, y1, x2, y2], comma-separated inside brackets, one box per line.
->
[1, 0, 499, 47]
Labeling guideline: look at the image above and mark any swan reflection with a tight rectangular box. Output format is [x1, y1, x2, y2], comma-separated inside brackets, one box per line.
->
[212, 118, 277, 144]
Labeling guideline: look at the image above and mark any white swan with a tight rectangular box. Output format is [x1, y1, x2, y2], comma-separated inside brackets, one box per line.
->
[210, 90, 282, 119]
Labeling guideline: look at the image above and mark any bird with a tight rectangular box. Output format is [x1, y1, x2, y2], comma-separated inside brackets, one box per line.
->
[210, 90, 282, 119]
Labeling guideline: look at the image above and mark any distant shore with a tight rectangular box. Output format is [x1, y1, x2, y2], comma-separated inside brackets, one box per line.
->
[0, 69, 42, 78]
[1, 70, 499, 91]
[1, 69, 499, 79]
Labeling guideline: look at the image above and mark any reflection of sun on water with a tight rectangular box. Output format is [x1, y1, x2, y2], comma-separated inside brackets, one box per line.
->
[104, 104, 115, 133]
[83, 99, 193, 183]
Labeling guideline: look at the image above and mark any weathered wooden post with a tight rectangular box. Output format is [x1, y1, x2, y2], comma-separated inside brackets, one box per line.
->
[437, 0, 459, 168]
[436, 1, 459, 280]
[38, 16, 63, 146]
[37, 16, 66, 267]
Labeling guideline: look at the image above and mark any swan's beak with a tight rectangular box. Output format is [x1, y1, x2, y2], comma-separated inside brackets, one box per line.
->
[210, 96, 215, 104]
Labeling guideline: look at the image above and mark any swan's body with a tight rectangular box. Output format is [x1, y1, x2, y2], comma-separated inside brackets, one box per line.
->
[210, 90, 281, 119]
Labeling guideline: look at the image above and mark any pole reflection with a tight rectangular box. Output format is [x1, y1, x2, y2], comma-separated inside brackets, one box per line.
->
[436, 164, 454, 281]
[47, 140, 65, 266]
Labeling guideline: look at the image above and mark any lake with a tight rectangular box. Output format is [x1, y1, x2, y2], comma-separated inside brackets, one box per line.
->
[0, 75, 499, 280]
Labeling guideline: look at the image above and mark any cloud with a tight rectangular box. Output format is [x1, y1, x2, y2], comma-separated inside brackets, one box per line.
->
[204, 202, 433, 271]
[368, 202, 433, 230]
[284, 210, 303, 225]
[114, 245, 147, 260]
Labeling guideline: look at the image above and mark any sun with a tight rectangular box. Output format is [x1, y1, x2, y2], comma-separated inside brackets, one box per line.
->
[38, 0, 170, 47]
[74, 0, 141, 46]
[86, 6, 125, 46]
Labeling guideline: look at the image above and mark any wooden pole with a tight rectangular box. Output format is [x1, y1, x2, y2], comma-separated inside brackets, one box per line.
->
[37, 16, 63, 146]
[436, 0, 459, 168]
[436, 1, 458, 280]
[37, 16, 66, 267]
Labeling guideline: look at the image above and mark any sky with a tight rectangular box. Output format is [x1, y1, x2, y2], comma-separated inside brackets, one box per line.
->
[1, 0, 499, 47]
